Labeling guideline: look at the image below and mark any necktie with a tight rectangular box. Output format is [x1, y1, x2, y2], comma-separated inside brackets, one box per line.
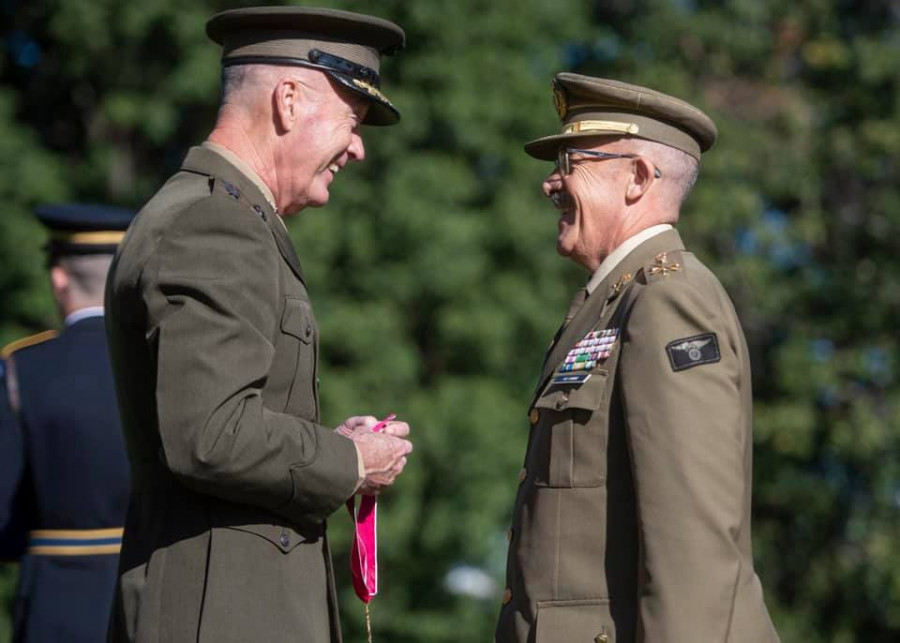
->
[564, 287, 588, 326]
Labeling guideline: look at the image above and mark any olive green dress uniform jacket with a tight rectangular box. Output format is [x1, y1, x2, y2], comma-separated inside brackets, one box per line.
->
[105, 147, 360, 643]
[496, 229, 778, 643]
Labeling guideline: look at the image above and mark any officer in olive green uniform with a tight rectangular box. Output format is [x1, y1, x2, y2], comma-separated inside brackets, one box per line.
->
[496, 74, 779, 642]
[105, 8, 411, 643]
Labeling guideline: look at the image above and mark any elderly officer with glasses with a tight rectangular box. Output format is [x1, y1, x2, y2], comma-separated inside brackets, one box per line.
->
[104, 7, 413, 643]
[495, 74, 779, 643]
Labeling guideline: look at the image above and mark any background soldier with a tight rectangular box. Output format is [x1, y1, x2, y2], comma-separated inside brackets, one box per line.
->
[0, 204, 133, 642]
[496, 74, 779, 642]
[105, 7, 412, 642]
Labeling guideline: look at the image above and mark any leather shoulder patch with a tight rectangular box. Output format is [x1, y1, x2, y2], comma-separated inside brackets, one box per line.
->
[666, 333, 720, 372]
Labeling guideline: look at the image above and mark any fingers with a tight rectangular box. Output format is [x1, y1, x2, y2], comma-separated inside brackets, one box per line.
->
[381, 420, 410, 438]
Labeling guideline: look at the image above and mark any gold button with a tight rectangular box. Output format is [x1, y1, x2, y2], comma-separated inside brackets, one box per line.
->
[529, 409, 540, 424]
[594, 629, 609, 643]
[502, 588, 512, 604]
[506, 528, 513, 542]
[518, 468, 527, 483]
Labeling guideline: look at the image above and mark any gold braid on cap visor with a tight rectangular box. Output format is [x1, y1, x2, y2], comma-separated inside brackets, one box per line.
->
[50, 231, 125, 245]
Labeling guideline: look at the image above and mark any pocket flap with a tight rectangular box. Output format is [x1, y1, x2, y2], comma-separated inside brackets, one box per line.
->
[208, 500, 322, 553]
[533, 370, 609, 413]
[281, 297, 314, 344]
[226, 522, 318, 553]
[536, 599, 615, 642]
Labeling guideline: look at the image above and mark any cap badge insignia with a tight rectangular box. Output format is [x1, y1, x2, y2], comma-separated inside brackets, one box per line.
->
[649, 252, 682, 277]
[560, 328, 619, 372]
[552, 79, 568, 121]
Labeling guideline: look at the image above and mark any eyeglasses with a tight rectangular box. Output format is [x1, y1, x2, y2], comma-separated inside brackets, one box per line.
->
[556, 148, 662, 179]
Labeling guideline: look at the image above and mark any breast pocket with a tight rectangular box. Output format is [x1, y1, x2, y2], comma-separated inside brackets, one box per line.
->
[271, 297, 317, 417]
[530, 371, 610, 488]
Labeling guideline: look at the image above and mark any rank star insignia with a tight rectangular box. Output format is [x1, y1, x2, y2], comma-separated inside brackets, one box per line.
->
[649, 252, 682, 277]
[552, 79, 568, 121]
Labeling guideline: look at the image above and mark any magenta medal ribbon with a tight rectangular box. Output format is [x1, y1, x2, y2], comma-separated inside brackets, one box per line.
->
[346, 413, 395, 640]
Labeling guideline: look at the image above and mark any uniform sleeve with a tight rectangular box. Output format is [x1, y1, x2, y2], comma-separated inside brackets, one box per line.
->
[146, 198, 359, 525]
[618, 277, 747, 641]
[0, 364, 28, 560]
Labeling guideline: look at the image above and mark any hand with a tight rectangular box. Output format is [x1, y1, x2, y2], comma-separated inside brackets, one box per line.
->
[335, 415, 412, 495]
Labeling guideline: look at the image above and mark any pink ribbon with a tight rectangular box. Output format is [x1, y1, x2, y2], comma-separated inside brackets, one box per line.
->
[346, 414, 394, 603]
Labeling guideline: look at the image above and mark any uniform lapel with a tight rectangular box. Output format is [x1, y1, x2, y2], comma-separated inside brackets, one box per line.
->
[531, 229, 686, 402]
[180, 146, 307, 286]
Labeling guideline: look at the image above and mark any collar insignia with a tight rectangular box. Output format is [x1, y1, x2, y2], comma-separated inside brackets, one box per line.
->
[649, 252, 682, 277]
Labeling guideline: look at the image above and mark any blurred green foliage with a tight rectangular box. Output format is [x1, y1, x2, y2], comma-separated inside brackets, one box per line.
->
[1, 0, 898, 641]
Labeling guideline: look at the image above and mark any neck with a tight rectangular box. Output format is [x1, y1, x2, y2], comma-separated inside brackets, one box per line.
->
[208, 111, 279, 205]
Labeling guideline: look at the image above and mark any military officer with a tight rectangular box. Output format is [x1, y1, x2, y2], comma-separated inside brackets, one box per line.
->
[0, 204, 133, 642]
[104, 7, 412, 643]
[495, 74, 780, 642]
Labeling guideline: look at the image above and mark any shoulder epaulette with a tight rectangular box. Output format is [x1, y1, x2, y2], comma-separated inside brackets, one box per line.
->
[1, 330, 58, 359]
[642, 250, 687, 284]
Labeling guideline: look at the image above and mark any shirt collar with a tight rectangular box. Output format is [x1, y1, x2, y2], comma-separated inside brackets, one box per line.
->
[585, 224, 673, 294]
[64, 306, 104, 327]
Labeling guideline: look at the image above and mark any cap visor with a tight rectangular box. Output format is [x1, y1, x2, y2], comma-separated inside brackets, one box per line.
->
[327, 72, 399, 126]
[525, 131, 633, 160]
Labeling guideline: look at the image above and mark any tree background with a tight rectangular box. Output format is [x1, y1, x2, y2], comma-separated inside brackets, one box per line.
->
[1, 0, 898, 641]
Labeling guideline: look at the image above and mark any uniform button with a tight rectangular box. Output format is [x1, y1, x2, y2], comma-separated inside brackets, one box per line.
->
[506, 528, 513, 542]
[279, 532, 290, 548]
[502, 588, 512, 605]
[305, 325, 312, 338]
[518, 468, 527, 483]
[594, 632, 609, 643]
[529, 409, 540, 424]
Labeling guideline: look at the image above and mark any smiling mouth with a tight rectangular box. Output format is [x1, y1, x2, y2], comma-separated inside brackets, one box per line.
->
[550, 191, 573, 215]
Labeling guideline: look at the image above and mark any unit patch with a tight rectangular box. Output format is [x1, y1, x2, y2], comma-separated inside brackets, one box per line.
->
[666, 333, 720, 372]
[560, 328, 619, 373]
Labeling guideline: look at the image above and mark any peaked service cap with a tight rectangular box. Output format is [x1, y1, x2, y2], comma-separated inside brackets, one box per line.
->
[34, 203, 135, 257]
[525, 73, 717, 161]
[207, 6, 405, 126]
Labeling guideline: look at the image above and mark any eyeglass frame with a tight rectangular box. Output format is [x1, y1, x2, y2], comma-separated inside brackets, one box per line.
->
[556, 147, 662, 179]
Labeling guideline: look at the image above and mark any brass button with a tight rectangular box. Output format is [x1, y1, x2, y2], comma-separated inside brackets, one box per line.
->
[529, 409, 540, 424]
[518, 468, 527, 483]
[502, 588, 512, 604]
[594, 628, 609, 643]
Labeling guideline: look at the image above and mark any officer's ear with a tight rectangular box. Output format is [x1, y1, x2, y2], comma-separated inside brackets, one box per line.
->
[625, 156, 659, 204]
[50, 264, 70, 301]
[273, 78, 296, 134]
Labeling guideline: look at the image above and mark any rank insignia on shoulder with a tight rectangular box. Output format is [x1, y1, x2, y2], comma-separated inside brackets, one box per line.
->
[560, 328, 619, 373]
[666, 333, 720, 372]
[552, 372, 591, 385]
